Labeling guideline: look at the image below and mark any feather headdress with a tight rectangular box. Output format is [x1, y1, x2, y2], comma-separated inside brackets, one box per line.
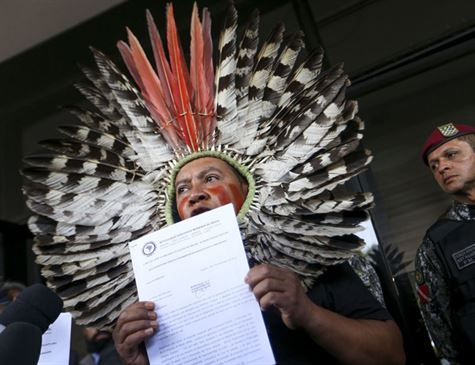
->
[22, 2, 373, 328]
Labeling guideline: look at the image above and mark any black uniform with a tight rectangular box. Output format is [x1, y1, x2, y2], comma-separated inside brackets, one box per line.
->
[416, 201, 475, 364]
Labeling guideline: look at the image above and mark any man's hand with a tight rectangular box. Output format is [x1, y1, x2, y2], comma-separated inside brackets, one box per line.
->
[245, 263, 313, 329]
[245, 264, 405, 365]
[112, 301, 158, 365]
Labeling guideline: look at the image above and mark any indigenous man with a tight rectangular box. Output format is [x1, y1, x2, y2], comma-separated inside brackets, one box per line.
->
[416, 123, 475, 364]
[112, 157, 404, 365]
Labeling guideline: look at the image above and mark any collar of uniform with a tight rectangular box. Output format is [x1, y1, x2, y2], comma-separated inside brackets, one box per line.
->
[447, 200, 475, 221]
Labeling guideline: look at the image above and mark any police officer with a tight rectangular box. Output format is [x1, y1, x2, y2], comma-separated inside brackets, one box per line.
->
[416, 122, 475, 364]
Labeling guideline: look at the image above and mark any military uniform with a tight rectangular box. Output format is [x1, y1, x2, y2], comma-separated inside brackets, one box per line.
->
[415, 201, 475, 364]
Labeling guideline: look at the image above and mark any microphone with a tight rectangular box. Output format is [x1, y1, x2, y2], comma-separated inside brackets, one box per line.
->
[0, 322, 42, 365]
[0, 283, 63, 334]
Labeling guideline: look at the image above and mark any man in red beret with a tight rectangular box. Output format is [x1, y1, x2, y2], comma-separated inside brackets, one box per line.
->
[416, 122, 475, 364]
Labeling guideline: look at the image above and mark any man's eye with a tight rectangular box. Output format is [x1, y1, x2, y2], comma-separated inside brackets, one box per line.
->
[430, 163, 438, 171]
[206, 175, 218, 183]
[177, 186, 189, 194]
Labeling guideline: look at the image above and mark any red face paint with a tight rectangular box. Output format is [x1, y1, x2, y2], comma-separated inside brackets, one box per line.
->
[208, 183, 246, 214]
[229, 183, 246, 213]
[177, 196, 190, 220]
[208, 185, 232, 206]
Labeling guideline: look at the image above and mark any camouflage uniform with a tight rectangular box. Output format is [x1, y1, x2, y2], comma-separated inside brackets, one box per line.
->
[415, 201, 475, 364]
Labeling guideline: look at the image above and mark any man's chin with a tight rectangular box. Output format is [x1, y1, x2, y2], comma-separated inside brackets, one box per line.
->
[190, 207, 212, 217]
[442, 183, 465, 196]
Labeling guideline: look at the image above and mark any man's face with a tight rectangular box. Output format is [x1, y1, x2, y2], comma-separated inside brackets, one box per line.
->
[0, 288, 23, 313]
[428, 138, 475, 196]
[83, 327, 112, 353]
[175, 157, 248, 220]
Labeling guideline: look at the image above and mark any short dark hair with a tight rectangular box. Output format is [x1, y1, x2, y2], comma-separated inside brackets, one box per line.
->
[0, 281, 25, 304]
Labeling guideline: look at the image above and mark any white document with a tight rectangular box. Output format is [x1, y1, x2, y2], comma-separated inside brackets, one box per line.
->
[129, 204, 275, 365]
[37, 312, 72, 365]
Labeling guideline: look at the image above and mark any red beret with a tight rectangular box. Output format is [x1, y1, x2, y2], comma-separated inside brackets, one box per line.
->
[421, 123, 475, 165]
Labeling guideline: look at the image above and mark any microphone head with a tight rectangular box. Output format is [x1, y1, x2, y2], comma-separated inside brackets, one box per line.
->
[0, 284, 63, 333]
[0, 322, 42, 365]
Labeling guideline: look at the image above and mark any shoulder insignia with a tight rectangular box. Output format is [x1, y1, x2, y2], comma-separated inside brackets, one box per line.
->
[415, 270, 424, 285]
[416, 283, 431, 304]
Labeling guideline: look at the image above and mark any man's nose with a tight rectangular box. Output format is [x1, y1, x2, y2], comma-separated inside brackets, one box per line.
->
[437, 158, 451, 174]
[189, 187, 209, 204]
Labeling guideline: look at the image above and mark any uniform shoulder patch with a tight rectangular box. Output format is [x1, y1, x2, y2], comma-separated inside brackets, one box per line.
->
[415, 270, 424, 285]
[417, 283, 431, 304]
[415, 270, 431, 304]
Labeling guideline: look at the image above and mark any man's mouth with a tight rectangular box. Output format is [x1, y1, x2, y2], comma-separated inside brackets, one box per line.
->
[93, 331, 112, 342]
[444, 175, 457, 184]
[190, 207, 212, 217]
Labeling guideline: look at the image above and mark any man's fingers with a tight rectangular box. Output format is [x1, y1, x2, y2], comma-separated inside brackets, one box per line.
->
[121, 319, 158, 342]
[114, 302, 156, 344]
[245, 264, 289, 287]
[246, 264, 308, 329]
[258, 291, 281, 311]
[121, 321, 158, 348]
[258, 289, 296, 311]
[116, 302, 155, 324]
[251, 277, 287, 301]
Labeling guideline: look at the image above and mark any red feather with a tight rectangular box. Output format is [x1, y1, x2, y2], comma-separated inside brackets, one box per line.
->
[117, 40, 144, 91]
[146, 10, 176, 116]
[117, 3, 217, 151]
[166, 3, 199, 151]
[200, 6, 216, 145]
[190, 3, 206, 143]
[118, 28, 181, 148]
